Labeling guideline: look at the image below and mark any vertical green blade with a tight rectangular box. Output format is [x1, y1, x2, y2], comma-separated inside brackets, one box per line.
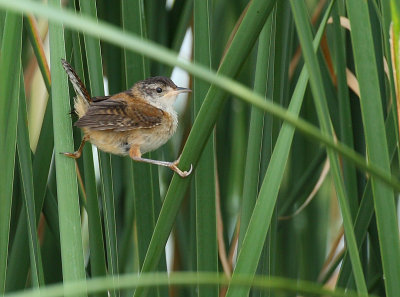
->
[48, 0, 86, 294]
[194, 1, 218, 297]
[0, 11, 22, 294]
[346, 1, 400, 296]
[17, 73, 45, 288]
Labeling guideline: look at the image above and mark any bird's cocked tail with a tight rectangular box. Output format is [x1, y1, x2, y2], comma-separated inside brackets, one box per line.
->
[61, 59, 92, 103]
[61, 59, 92, 118]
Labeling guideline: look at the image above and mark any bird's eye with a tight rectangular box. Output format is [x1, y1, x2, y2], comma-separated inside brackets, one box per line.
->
[156, 87, 162, 93]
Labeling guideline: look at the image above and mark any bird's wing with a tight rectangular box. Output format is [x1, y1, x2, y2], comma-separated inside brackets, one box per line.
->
[75, 97, 164, 131]
[91, 95, 111, 102]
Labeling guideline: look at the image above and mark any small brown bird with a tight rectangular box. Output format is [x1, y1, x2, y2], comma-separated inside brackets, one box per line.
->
[61, 59, 192, 177]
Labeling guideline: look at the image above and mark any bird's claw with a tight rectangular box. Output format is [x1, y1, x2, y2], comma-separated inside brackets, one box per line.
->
[170, 162, 193, 178]
[60, 151, 81, 159]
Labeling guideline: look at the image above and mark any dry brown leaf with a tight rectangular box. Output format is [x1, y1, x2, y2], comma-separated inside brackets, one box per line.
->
[346, 68, 360, 97]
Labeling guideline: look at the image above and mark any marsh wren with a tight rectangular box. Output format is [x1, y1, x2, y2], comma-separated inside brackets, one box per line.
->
[61, 59, 192, 177]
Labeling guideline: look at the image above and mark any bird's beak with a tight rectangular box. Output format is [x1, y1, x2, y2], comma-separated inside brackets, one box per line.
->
[164, 87, 192, 98]
[176, 87, 192, 93]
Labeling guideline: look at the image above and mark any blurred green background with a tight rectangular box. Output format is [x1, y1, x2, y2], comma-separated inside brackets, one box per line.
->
[0, 0, 399, 296]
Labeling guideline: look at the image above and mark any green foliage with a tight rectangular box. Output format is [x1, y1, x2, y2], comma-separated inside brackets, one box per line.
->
[0, 0, 399, 297]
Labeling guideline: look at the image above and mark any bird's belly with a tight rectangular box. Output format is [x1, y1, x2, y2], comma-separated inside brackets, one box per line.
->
[85, 121, 176, 157]
[86, 129, 131, 155]
[130, 124, 175, 155]
[137, 131, 170, 154]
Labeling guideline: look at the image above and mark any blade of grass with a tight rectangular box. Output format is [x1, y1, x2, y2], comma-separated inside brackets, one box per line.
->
[0, 11, 22, 294]
[193, 1, 218, 297]
[391, 0, 400, 167]
[78, 2, 119, 296]
[225, 102, 247, 227]
[2, 272, 369, 297]
[239, 15, 274, 297]
[381, 0, 400, 174]
[1, 0, 400, 192]
[6, 97, 55, 292]
[0, 10, 4, 43]
[118, 160, 136, 274]
[366, 219, 385, 293]
[272, 0, 293, 109]
[32, 99, 54, 208]
[13, 15, 54, 291]
[42, 185, 61, 238]
[17, 73, 45, 288]
[48, 0, 86, 293]
[238, 15, 273, 251]
[25, 14, 55, 214]
[368, 2, 387, 112]
[338, 182, 373, 287]
[6, 22, 57, 284]
[256, 13, 277, 297]
[257, 12, 277, 297]
[40, 221, 63, 285]
[225, 4, 334, 297]
[289, 0, 368, 293]
[68, 10, 107, 295]
[25, 15, 51, 92]
[346, 1, 400, 295]
[331, 2, 359, 217]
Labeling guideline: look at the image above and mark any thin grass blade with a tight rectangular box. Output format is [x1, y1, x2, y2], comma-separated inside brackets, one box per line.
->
[48, 0, 86, 293]
[6, 17, 53, 291]
[6, 97, 55, 292]
[25, 15, 51, 91]
[2, 272, 368, 297]
[0, 10, 4, 43]
[17, 73, 45, 288]
[238, 12, 273, 251]
[193, 1, 218, 297]
[330, 3, 359, 217]
[0, 11, 22, 294]
[346, 1, 400, 295]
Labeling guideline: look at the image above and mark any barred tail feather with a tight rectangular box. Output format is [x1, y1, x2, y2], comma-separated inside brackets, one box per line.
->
[61, 59, 92, 103]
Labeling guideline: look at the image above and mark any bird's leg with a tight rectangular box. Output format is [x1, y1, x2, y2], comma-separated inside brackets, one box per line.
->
[129, 145, 192, 178]
[62, 135, 89, 159]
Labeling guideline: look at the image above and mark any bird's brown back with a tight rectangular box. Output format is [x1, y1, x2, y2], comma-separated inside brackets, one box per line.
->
[75, 91, 165, 132]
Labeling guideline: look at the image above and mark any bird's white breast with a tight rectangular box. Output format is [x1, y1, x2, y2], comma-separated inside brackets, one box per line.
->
[132, 103, 178, 154]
